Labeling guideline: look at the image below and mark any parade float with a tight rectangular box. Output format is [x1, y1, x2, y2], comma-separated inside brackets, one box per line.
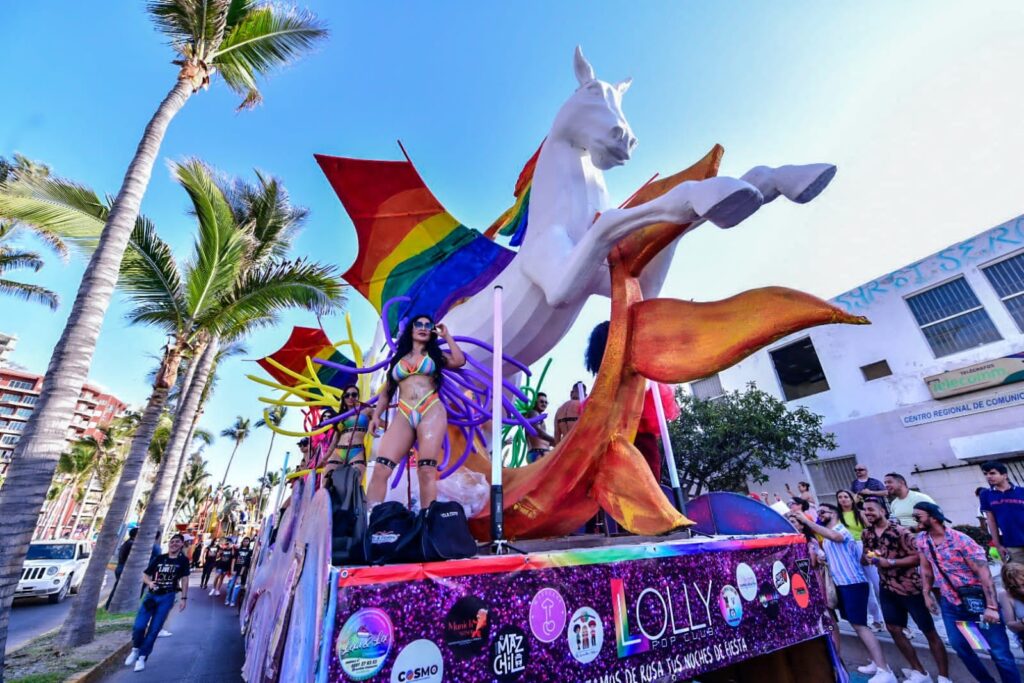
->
[239, 48, 866, 683]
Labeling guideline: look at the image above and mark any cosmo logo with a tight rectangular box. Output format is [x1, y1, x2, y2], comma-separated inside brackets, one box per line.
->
[371, 532, 400, 544]
[440, 511, 459, 519]
[390, 639, 443, 683]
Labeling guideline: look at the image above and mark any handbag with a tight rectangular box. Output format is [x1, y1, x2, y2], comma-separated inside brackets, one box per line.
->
[925, 536, 987, 615]
[420, 501, 478, 562]
[363, 501, 422, 565]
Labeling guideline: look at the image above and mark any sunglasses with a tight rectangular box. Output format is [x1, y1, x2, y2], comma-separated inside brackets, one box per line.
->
[343, 392, 359, 398]
[412, 320, 434, 330]
[854, 468, 866, 472]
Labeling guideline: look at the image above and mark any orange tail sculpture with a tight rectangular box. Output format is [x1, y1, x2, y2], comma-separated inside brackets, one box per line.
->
[467, 147, 868, 540]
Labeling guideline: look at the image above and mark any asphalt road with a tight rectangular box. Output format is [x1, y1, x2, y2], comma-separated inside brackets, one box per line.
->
[7, 570, 114, 653]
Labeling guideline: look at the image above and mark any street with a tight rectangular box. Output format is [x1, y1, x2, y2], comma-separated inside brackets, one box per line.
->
[100, 576, 245, 682]
[6, 569, 113, 653]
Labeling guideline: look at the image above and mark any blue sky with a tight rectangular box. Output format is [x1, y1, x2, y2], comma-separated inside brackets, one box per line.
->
[3, 2, 1024, 492]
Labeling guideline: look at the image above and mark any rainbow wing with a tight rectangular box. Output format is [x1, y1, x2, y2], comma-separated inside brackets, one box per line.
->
[256, 326, 355, 391]
[485, 142, 543, 246]
[315, 153, 515, 334]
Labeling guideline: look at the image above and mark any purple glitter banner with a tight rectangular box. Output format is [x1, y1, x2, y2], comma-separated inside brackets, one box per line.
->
[328, 536, 829, 683]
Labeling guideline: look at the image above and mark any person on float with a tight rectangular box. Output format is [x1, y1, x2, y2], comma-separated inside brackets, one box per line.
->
[366, 315, 465, 514]
[553, 382, 586, 445]
[524, 392, 555, 463]
[322, 383, 370, 478]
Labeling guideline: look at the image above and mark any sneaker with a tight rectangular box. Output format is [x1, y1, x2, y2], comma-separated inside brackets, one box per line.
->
[214, 590, 221, 596]
[867, 668, 897, 683]
[858, 662, 878, 675]
[209, 588, 216, 596]
[125, 648, 140, 666]
[902, 669, 933, 683]
[134, 656, 147, 672]
[228, 602, 236, 607]
[157, 629, 172, 637]
[937, 677, 953, 683]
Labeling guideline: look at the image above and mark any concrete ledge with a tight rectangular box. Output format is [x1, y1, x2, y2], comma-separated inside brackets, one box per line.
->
[839, 625, 1024, 680]
[65, 640, 132, 683]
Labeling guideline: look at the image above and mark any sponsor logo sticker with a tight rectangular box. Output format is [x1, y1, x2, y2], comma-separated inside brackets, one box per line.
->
[772, 560, 791, 597]
[791, 573, 810, 609]
[444, 595, 490, 659]
[718, 585, 743, 627]
[757, 581, 781, 620]
[736, 562, 758, 601]
[337, 608, 394, 681]
[529, 587, 567, 643]
[490, 625, 529, 682]
[390, 639, 443, 683]
[567, 607, 604, 664]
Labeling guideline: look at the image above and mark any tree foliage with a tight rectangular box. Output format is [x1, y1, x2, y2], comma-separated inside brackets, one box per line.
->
[667, 383, 836, 496]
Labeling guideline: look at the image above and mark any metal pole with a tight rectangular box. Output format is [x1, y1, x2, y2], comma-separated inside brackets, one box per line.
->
[649, 380, 686, 513]
[274, 451, 291, 513]
[490, 286, 505, 549]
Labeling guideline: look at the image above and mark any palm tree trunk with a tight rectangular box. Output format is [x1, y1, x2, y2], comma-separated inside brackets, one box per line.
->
[219, 442, 242, 492]
[255, 430, 277, 522]
[53, 485, 76, 539]
[108, 338, 217, 613]
[0, 78, 193, 665]
[58, 381, 172, 647]
[162, 412, 200, 534]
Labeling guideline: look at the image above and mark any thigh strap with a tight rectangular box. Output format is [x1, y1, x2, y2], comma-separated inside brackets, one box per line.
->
[375, 457, 397, 469]
[418, 459, 438, 468]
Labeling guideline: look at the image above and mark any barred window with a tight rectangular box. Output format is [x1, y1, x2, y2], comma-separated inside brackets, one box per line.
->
[690, 374, 724, 401]
[806, 455, 857, 506]
[7, 380, 34, 390]
[906, 278, 1001, 357]
[1, 435, 19, 445]
[983, 252, 1024, 332]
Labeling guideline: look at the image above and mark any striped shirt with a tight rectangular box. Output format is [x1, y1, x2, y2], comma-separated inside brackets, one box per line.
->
[821, 523, 867, 586]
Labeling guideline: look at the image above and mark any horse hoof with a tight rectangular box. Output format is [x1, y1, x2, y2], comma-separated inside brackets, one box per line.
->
[790, 164, 837, 204]
[704, 186, 764, 229]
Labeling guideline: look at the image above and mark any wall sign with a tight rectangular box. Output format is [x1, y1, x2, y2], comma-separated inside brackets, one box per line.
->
[925, 353, 1024, 399]
[901, 386, 1024, 427]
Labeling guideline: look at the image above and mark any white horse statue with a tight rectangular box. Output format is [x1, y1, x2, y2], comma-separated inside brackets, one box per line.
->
[443, 46, 835, 370]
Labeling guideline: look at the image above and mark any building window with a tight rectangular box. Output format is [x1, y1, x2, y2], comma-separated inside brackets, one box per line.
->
[15, 408, 31, 418]
[17, 395, 38, 406]
[806, 455, 857, 506]
[0, 407, 12, 416]
[860, 360, 893, 381]
[905, 278, 1001, 357]
[7, 380, 34, 390]
[690, 374, 725, 401]
[7, 422, 24, 431]
[0, 435, 19, 445]
[982, 252, 1024, 332]
[769, 338, 830, 401]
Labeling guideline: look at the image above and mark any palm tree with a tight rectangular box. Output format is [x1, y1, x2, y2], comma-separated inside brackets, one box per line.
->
[0, 4, 326, 663]
[173, 453, 211, 523]
[104, 165, 344, 618]
[218, 417, 251, 491]
[254, 405, 286, 520]
[255, 471, 281, 518]
[0, 239, 59, 309]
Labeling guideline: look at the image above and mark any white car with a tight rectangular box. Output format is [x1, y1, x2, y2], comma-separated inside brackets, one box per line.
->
[17, 540, 91, 603]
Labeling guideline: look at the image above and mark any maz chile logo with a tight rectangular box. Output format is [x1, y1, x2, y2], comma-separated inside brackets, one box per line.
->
[611, 578, 714, 659]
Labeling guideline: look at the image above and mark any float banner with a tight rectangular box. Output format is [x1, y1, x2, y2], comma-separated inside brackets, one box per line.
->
[328, 535, 828, 683]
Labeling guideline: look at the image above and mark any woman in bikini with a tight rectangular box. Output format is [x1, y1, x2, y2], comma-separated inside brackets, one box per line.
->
[366, 315, 465, 511]
[323, 384, 371, 477]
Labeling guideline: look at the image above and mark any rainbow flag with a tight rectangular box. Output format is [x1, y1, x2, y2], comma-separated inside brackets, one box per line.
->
[256, 326, 355, 392]
[315, 153, 515, 334]
[955, 621, 990, 651]
[485, 142, 543, 246]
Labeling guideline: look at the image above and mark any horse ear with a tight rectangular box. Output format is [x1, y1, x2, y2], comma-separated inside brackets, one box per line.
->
[574, 45, 595, 86]
[616, 77, 632, 94]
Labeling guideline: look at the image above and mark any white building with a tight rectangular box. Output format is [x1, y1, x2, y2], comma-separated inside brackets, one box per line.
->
[700, 213, 1024, 525]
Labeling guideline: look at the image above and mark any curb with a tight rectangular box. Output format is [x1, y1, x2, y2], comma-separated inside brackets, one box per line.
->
[6, 626, 59, 656]
[65, 640, 132, 683]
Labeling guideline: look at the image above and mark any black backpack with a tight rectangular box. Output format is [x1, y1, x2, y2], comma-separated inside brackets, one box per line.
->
[421, 501, 478, 562]
[326, 467, 367, 566]
[363, 501, 422, 565]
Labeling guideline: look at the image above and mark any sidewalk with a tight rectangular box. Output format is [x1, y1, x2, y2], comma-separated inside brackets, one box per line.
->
[101, 571, 244, 682]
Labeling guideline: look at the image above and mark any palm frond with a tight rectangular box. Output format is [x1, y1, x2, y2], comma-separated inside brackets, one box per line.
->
[212, 5, 327, 108]
[147, 0, 230, 55]
[0, 278, 58, 309]
[192, 428, 215, 446]
[0, 248, 45, 272]
[241, 170, 308, 264]
[199, 258, 345, 336]
[173, 158, 249, 320]
[121, 215, 188, 332]
[0, 176, 107, 258]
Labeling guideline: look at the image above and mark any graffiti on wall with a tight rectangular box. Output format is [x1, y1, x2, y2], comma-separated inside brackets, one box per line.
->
[833, 215, 1024, 313]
